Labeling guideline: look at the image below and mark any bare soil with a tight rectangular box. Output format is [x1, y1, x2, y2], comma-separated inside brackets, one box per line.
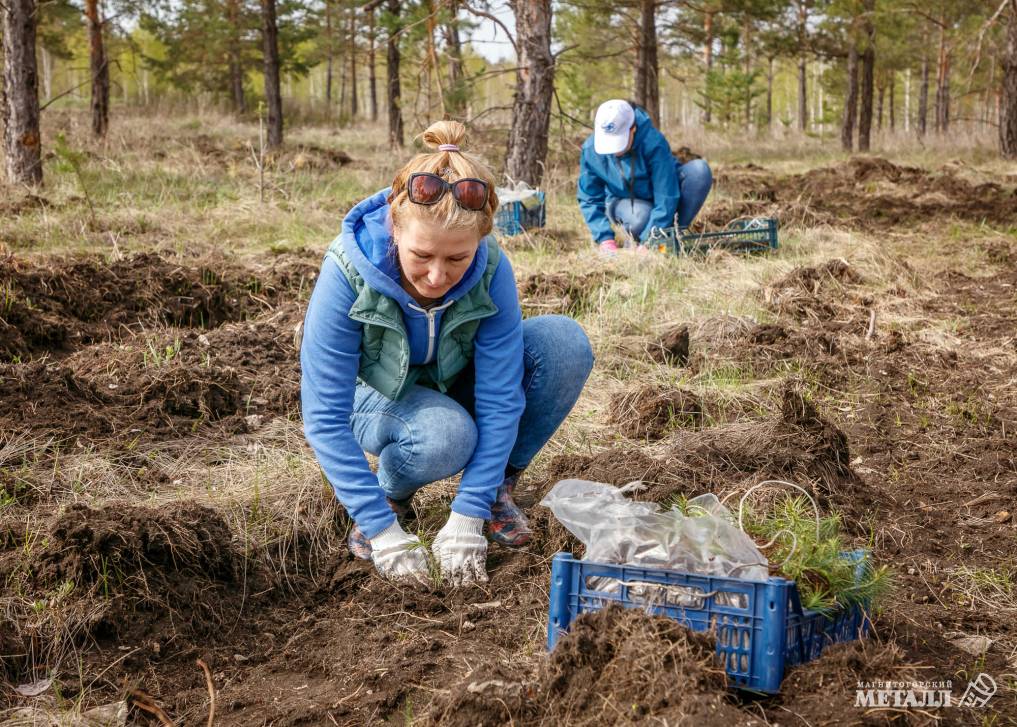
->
[2, 156, 1016, 725]
[705, 157, 1017, 231]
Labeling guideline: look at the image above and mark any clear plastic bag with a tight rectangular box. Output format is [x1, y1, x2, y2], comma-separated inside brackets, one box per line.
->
[539, 479, 768, 582]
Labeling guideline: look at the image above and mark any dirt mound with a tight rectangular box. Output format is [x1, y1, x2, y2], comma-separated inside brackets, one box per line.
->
[425, 606, 746, 727]
[33, 502, 237, 629]
[287, 145, 354, 171]
[772, 640, 925, 726]
[665, 384, 852, 500]
[608, 384, 703, 440]
[0, 251, 315, 359]
[647, 324, 690, 365]
[707, 158, 1017, 231]
[518, 270, 617, 316]
[764, 259, 869, 326]
[545, 384, 852, 507]
[0, 303, 303, 438]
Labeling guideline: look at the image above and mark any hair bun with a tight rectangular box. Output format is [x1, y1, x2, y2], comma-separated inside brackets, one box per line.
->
[421, 120, 468, 152]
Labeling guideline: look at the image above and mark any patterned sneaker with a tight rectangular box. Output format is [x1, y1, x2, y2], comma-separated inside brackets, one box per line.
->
[347, 496, 414, 561]
[488, 473, 532, 547]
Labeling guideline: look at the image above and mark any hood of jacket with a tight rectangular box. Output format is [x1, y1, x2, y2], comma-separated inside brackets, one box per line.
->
[338, 188, 490, 310]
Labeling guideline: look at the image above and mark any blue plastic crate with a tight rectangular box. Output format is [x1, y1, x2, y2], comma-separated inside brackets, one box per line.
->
[547, 551, 870, 693]
[494, 192, 546, 236]
[651, 217, 779, 255]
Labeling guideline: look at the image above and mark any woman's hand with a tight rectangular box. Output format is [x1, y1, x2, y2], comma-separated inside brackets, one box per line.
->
[432, 512, 488, 587]
[369, 521, 431, 587]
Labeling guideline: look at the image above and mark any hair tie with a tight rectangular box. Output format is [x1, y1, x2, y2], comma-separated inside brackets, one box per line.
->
[438, 144, 460, 152]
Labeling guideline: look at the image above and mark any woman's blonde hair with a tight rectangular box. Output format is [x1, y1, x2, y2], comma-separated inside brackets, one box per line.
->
[388, 120, 499, 238]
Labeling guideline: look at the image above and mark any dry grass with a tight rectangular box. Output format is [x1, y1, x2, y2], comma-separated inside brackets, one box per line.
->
[2, 111, 1017, 720]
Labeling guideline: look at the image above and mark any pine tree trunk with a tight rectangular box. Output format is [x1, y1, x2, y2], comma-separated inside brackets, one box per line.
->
[934, 21, 947, 132]
[918, 51, 929, 136]
[445, 0, 465, 113]
[261, 0, 283, 147]
[85, 0, 109, 138]
[386, 0, 403, 147]
[368, 6, 378, 121]
[1001, 0, 1017, 158]
[325, 0, 333, 104]
[2, 0, 43, 185]
[841, 45, 859, 152]
[505, 0, 555, 186]
[797, 3, 808, 131]
[339, 43, 347, 113]
[703, 10, 714, 124]
[349, 8, 358, 118]
[858, 5, 875, 152]
[634, 0, 660, 125]
[228, 0, 246, 113]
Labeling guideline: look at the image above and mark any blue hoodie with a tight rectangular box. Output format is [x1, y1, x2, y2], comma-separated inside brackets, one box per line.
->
[300, 190, 525, 538]
[577, 106, 680, 243]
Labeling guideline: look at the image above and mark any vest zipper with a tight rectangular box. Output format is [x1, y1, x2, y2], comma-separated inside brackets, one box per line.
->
[408, 299, 455, 365]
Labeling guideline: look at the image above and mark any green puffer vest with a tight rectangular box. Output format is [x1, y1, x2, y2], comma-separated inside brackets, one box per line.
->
[327, 236, 502, 401]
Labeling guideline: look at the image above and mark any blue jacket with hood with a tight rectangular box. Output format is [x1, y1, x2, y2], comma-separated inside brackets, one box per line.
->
[300, 190, 525, 539]
[577, 106, 680, 243]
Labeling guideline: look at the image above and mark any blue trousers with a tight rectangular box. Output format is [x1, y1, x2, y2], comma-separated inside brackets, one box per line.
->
[350, 315, 594, 500]
[608, 158, 713, 240]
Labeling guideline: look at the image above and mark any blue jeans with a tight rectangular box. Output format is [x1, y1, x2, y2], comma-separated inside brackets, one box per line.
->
[607, 158, 713, 240]
[350, 315, 594, 500]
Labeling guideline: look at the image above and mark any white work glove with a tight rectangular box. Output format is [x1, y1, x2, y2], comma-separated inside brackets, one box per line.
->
[432, 512, 489, 587]
[369, 521, 431, 587]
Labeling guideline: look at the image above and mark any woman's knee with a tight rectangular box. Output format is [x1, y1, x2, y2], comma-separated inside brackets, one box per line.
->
[524, 315, 594, 375]
[411, 404, 478, 477]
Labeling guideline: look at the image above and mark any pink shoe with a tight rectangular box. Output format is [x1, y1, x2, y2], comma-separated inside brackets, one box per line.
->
[598, 239, 619, 257]
[488, 473, 532, 547]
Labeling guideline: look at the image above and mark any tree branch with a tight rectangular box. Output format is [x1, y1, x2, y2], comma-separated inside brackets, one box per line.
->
[461, 2, 518, 55]
[964, 0, 1010, 94]
[39, 79, 93, 111]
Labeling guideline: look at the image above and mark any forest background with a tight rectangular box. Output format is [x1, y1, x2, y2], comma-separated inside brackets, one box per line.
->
[3, 0, 1017, 190]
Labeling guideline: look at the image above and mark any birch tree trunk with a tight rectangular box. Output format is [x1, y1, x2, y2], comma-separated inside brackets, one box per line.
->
[505, 0, 555, 186]
[2, 0, 43, 185]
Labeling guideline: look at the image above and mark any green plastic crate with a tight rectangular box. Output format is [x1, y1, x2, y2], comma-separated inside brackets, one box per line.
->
[650, 217, 779, 255]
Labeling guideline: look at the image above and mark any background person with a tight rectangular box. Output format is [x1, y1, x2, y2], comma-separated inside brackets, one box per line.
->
[577, 99, 714, 254]
[300, 121, 594, 588]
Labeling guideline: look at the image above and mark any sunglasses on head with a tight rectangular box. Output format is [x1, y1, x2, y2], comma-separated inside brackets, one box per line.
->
[407, 172, 490, 211]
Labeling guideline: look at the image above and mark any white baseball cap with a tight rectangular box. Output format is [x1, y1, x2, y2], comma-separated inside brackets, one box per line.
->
[594, 100, 635, 155]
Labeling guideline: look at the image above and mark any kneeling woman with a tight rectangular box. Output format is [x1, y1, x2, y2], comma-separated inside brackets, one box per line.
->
[301, 121, 594, 587]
